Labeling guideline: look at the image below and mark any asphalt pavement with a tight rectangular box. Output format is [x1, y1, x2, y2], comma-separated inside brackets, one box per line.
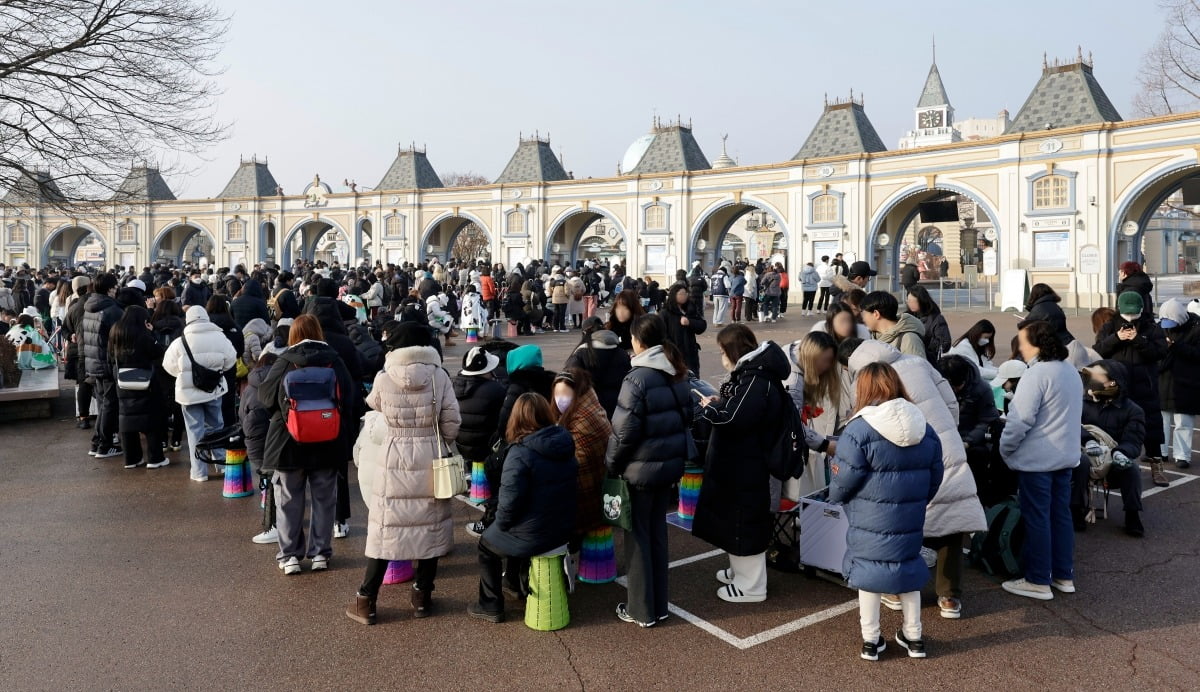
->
[1, 308, 1198, 690]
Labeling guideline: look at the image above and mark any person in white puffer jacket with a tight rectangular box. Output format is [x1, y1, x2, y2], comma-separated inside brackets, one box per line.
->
[844, 338, 986, 621]
[162, 306, 238, 482]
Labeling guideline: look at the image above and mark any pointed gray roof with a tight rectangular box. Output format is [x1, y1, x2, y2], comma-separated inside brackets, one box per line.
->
[494, 137, 569, 184]
[917, 63, 951, 108]
[1005, 59, 1122, 134]
[376, 147, 444, 190]
[111, 166, 176, 202]
[3, 170, 65, 205]
[218, 158, 280, 198]
[628, 123, 711, 175]
[792, 100, 888, 160]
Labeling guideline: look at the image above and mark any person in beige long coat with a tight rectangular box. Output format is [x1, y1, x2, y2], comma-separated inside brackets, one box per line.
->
[347, 323, 461, 625]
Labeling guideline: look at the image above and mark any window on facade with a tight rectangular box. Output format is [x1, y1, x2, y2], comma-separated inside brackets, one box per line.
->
[227, 219, 245, 242]
[118, 223, 135, 243]
[508, 211, 526, 235]
[1033, 175, 1069, 209]
[645, 204, 665, 230]
[812, 194, 839, 223]
[8, 223, 26, 244]
[385, 215, 403, 237]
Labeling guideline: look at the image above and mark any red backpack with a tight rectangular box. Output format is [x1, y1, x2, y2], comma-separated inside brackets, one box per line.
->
[282, 363, 341, 444]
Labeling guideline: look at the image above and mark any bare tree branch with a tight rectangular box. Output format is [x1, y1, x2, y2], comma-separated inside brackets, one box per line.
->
[0, 0, 229, 212]
[441, 171, 491, 188]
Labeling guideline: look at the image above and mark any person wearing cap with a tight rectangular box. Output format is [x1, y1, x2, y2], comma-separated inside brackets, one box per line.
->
[1095, 291, 1170, 487]
[846, 261, 877, 288]
[565, 319, 631, 418]
[1157, 298, 1200, 470]
[453, 346, 507, 519]
[990, 359, 1027, 415]
[1075, 361, 1146, 537]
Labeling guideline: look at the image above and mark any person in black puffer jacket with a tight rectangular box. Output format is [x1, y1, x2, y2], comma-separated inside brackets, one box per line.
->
[107, 305, 168, 469]
[241, 352, 279, 544]
[81, 273, 125, 456]
[469, 393, 576, 622]
[347, 319, 384, 378]
[937, 354, 1000, 454]
[1019, 284, 1075, 348]
[606, 315, 693, 627]
[452, 347, 507, 463]
[659, 282, 707, 377]
[150, 294, 187, 450]
[1073, 360, 1146, 537]
[1158, 299, 1200, 470]
[231, 278, 271, 330]
[693, 325, 790, 604]
[1117, 262, 1155, 318]
[564, 320, 631, 418]
[62, 280, 92, 428]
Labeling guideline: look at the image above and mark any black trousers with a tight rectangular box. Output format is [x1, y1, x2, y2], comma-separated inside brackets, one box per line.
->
[359, 557, 439, 598]
[121, 427, 165, 466]
[802, 291, 816, 311]
[336, 457, 351, 523]
[817, 287, 833, 310]
[259, 473, 276, 532]
[166, 401, 184, 447]
[1071, 456, 1143, 513]
[476, 538, 529, 613]
[75, 378, 94, 419]
[91, 378, 119, 450]
[779, 287, 789, 313]
[625, 486, 672, 624]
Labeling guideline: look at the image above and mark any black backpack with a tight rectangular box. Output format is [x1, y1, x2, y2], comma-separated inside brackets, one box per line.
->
[767, 382, 808, 481]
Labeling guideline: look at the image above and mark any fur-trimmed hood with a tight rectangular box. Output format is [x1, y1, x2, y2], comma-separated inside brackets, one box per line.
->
[383, 345, 444, 392]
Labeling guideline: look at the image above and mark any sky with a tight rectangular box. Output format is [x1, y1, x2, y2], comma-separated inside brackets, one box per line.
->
[174, 0, 1170, 199]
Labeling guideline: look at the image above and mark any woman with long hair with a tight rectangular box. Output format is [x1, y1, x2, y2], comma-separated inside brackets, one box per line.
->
[810, 301, 871, 344]
[659, 282, 707, 377]
[1019, 283, 1075, 349]
[347, 322, 459, 623]
[151, 286, 187, 451]
[552, 368, 613, 549]
[606, 289, 646, 352]
[694, 324, 791, 604]
[947, 319, 999, 381]
[260, 314, 359, 576]
[606, 315, 693, 627]
[906, 285, 951, 358]
[829, 361, 943, 661]
[107, 305, 169, 469]
[787, 332, 854, 495]
[469, 392, 576, 623]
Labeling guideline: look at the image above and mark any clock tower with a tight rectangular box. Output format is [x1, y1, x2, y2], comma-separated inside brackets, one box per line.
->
[898, 42, 961, 149]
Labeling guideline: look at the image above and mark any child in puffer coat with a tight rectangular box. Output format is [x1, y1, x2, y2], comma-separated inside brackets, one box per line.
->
[829, 361, 943, 661]
[240, 352, 278, 545]
[242, 317, 273, 365]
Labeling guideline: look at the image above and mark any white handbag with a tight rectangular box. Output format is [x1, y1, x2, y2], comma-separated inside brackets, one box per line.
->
[431, 389, 466, 500]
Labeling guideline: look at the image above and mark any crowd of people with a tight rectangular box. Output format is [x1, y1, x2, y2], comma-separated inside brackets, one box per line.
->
[0, 251, 1191, 661]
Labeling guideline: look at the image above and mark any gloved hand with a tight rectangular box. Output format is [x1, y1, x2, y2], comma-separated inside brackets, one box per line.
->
[1112, 451, 1133, 469]
[1085, 440, 1105, 457]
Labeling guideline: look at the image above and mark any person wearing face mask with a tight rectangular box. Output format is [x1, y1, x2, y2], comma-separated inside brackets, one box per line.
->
[551, 368, 612, 554]
[990, 359, 1027, 416]
[1157, 298, 1200, 471]
[181, 270, 212, 310]
[948, 320, 999, 382]
[1095, 292, 1170, 487]
[1073, 361, 1146, 537]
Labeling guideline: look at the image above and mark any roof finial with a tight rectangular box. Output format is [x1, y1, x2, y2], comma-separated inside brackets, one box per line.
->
[721, 133, 729, 154]
[932, 35, 936, 65]
[1077, 45, 1083, 63]
[823, 92, 828, 108]
[1042, 51, 1048, 68]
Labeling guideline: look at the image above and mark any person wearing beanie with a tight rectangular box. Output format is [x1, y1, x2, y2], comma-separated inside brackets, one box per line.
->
[161, 306, 238, 481]
[1095, 291, 1170, 487]
[1158, 298, 1200, 470]
[347, 312, 460, 623]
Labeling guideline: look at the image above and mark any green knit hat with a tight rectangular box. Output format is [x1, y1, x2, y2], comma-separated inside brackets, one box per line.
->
[1117, 291, 1143, 315]
[506, 344, 543, 373]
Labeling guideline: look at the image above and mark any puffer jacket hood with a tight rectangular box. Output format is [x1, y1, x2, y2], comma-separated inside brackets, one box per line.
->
[847, 339, 901, 374]
[878, 312, 925, 341]
[518, 423, 576, 463]
[731, 340, 790, 381]
[382, 345, 442, 391]
[241, 278, 264, 300]
[304, 295, 349, 335]
[185, 305, 210, 325]
[858, 399, 928, 447]
[630, 344, 676, 376]
[1088, 358, 1130, 395]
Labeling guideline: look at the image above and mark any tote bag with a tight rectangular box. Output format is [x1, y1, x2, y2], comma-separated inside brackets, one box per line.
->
[431, 388, 467, 500]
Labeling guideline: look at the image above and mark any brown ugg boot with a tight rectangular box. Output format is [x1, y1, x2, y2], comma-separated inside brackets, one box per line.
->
[412, 585, 432, 619]
[346, 593, 377, 625]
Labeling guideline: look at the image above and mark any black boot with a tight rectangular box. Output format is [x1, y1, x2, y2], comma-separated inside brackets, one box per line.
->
[411, 585, 432, 618]
[1124, 510, 1145, 538]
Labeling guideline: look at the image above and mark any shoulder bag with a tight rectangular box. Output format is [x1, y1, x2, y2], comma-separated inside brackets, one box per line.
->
[181, 335, 224, 393]
[431, 383, 467, 499]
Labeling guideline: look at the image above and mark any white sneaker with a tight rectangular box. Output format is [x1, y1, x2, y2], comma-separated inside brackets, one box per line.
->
[279, 556, 301, 575]
[715, 568, 734, 585]
[310, 555, 329, 571]
[146, 459, 170, 469]
[1002, 578, 1053, 601]
[1051, 578, 1076, 593]
[717, 584, 766, 603]
[333, 522, 349, 539]
[251, 527, 278, 545]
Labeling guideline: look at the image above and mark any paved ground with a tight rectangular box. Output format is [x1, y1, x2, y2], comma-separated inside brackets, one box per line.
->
[2, 308, 1199, 690]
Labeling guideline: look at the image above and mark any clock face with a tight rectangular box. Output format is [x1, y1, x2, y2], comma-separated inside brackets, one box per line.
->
[919, 110, 943, 128]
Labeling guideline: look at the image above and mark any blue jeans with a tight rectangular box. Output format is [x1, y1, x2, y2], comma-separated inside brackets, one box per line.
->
[1017, 468, 1074, 585]
[182, 399, 224, 480]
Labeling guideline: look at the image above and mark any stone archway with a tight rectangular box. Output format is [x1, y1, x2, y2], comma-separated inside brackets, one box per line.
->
[1109, 161, 1200, 292]
[151, 222, 217, 267]
[281, 218, 350, 267]
[42, 223, 105, 269]
[545, 207, 627, 269]
[689, 197, 789, 272]
[421, 212, 492, 265]
[869, 184, 1001, 293]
